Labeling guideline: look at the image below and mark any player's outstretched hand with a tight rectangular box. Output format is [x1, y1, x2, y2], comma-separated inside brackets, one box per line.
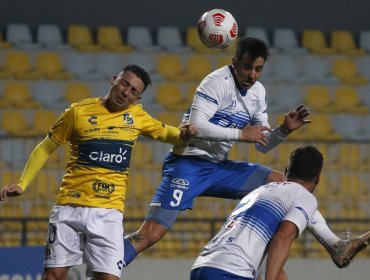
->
[179, 123, 198, 141]
[0, 184, 24, 201]
[240, 126, 272, 146]
[280, 104, 311, 134]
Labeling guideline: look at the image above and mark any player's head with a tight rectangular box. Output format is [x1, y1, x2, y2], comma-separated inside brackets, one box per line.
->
[232, 37, 270, 90]
[286, 145, 324, 190]
[104, 64, 152, 112]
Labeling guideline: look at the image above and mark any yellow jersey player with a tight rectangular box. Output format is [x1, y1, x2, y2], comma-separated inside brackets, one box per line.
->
[0, 64, 196, 280]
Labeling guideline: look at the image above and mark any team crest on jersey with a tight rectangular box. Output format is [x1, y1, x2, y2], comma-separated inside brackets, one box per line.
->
[122, 113, 133, 125]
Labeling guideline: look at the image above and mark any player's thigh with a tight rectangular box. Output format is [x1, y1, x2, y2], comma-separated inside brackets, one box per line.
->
[85, 208, 124, 278]
[202, 161, 272, 199]
[44, 206, 85, 268]
[151, 155, 213, 210]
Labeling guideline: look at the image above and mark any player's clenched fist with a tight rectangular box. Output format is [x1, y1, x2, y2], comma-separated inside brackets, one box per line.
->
[0, 184, 24, 201]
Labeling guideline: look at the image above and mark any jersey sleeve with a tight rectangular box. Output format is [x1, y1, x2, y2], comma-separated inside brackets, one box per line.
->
[48, 106, 75, 144]
[139, 109, 184, 145]
[189, 75, 241, 141]
[283, 193, 318, 235]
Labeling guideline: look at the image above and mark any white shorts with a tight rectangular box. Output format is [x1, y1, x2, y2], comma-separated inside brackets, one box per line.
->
[44, 205, 124, 278]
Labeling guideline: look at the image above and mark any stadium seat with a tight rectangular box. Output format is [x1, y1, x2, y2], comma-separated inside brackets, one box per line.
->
[186, 54, 212, 81]
[64, 82, 92, 104]
[300, 55, 338, 84]
[96, 52, 127, 79]
[32, 81, 68, 109]
[6, 23, 41, 49]
[355, 55, 370, 80]
[36, 24, 72, 51]
[0, 31, 12, 49]
[304, 85, 335, 113]
[36, 51, 73, 80]
[155, 111, 182, 127]
[97, 25, 133, 53]
[130, 142, 160, 170]
[155, 82, 189, 112]
[3, 82, 40, 109]
[244, 27, 278, 53]
[33, 110, 58, 136]
[67, 25, 102, 52]
[185, 27, 218, 54]
[272, 28, 308, 54]
[156, 54, 190, 81]
[0, 51, 42, 80]
[301, 29, 336, 55]
[267, 54, 308, 83]
[64, 52, 102, 80]
[330, 30, 366, 56]
[332, 85, 369, 114]
[157, 26, 191, 53]
[359, 30, 370, 53]
[331, 58, 368, 85]
[126, 26, 161, 52]
[1, 110, 38, 137]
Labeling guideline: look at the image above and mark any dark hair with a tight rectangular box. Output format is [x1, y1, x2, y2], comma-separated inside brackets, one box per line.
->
[123, 64, 152, 90]
[235, 37, 270, 61]
[286, 145, 323, 181]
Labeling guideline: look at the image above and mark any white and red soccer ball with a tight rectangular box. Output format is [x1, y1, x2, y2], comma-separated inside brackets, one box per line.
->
[197, 9, 238, 49]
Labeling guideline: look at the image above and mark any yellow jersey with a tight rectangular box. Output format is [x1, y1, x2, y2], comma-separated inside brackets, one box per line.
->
[49, 97, 182, 212]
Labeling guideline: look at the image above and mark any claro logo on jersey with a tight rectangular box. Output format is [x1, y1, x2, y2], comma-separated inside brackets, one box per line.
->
[77, 138, 133, 172]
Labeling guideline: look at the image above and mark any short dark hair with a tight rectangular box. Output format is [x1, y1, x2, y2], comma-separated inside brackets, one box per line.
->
[286, 145, 323, 181]
[235, 37, 270, 61]
[123, 64, 152, 91]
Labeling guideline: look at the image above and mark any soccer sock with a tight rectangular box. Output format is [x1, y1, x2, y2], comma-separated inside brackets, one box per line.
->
[123, 238, 138, 266]
[306, 210, 340, 251]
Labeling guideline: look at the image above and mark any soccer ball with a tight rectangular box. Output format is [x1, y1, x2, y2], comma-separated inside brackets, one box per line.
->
[197, 9, 238, 49]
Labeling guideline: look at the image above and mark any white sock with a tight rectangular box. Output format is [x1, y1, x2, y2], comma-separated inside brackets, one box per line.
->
[307, 210, 341, 251]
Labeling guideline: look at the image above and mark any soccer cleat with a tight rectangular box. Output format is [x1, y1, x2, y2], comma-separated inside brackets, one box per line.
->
[330, 230, 370, 268]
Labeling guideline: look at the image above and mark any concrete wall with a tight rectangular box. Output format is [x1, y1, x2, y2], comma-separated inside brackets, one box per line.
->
[0, 0, 368, 34]
[68, 257, 370, 280]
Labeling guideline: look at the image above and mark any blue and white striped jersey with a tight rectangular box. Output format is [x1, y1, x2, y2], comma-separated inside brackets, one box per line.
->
[192, 181, 317, 278]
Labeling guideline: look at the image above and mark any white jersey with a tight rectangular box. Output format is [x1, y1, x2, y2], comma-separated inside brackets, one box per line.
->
[192, 181, 317, 279]
[173, 65, 274, 161]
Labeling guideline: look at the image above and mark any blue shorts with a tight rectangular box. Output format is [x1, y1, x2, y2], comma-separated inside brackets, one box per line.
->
[190, 267, 253, 280]
[151, 153, 271, 211]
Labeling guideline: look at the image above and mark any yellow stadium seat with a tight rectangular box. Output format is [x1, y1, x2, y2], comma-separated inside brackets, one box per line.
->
[1, 111, 38, 137]
[97, 25, 133, 52]
[186, 55, 213, 81]
[185, 27, 218, 54]
[302, 29, 336, 54]
[331, 30, 366, 56]
[3, 82, 40, 109]
[33, 110, 58, 136]
[130, 142, 160, 170]
[298, 114, 341, 142]
[155, 111, 182, 127]
[156, 54, 190, 81]
[333, 86, 369, 114]
[36, 52, 72, 80]
[0, 32, 12, 49]
[331, 58, 368, 85]
[216, 56, 231, 69]
[185, 82, 197, 104]
[0, 51, 41, 80]
[304, 85, 335, 113]
[155, 83, 189, 112]
[64, 82, 91, 104]
[67, 25, 102, 52]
